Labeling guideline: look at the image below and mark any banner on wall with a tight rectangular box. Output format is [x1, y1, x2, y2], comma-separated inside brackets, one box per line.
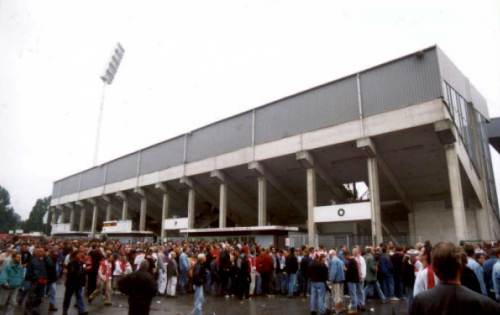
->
[314, 202, 371, 223]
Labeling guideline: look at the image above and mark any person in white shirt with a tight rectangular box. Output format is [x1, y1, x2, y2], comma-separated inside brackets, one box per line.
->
[413, 245, 439, 297]
[134, 249, 145, 271]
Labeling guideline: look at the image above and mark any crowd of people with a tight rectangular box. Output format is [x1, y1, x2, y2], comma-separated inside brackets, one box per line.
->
[0, 236, 499, 315]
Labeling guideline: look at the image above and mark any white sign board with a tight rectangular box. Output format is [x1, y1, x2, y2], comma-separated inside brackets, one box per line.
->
[102, 220, 132, 233]
[314, 202, 371, 223]
[51, 224, 70, 234]
[164, 218, 188, 230]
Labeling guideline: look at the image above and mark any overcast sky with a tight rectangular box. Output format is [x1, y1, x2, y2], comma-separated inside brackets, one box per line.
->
[1, 0, 499, 219]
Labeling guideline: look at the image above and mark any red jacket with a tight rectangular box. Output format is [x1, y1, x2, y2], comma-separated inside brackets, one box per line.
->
[256, 253, 273, 274]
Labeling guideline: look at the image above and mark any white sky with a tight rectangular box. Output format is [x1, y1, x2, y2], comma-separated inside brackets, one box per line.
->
[1, 0, 499, 219]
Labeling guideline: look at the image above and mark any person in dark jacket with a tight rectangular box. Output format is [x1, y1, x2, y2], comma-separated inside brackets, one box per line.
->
[192, 253, 207, 315]
[118, 260, 157, 315]
[308, 253, 328, 315]
[285, 248, 299, 298]
[62, 251, 88, 315]
[236, 251, 251, 299]
[391, 246, 404, 298]
[345, 249, 363, 312]
[87, 244, 103, 299]
[410, 242, 500, 315]
[379, 246, 396, 300]
[460, 252, 482, 294]
[24, 247, 49, 315]
[299, 249, 312, 297]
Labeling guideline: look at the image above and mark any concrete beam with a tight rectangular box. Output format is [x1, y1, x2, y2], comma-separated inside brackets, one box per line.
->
[296, 151, 351, 201]
[115, 192, 128, 220]
[357, 138, 377, 158]
[445, 143, 468, 242]
[367, 157, 383, 245]
[248, 161, 304, 215]
[434, 120, 456, 145]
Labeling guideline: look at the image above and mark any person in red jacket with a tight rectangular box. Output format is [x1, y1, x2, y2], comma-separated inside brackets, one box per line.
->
[256, 248, 274, 296]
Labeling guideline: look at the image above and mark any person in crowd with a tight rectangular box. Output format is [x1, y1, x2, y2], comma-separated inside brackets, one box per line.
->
[328, 249, 345, 314]
[379, 246, 397, 301]
[413, 243, 439, 296]
[62, 251, 88, 315]
[391, 246, 404, 298]
[285, 247, 298, 298]
[166, 251, 178, 297]
[192, 253, 207, 315]
[113, 255, 132, 292]
[179, 247, 190, 295]
[410, 242, 500, 315]
[0, 252, 24, 315]
[89, 252, 113, 305]
[460, 252, 482, 294]
[87, 243, 103, 300]
[256, 248, 273, 296]
[484, 248, 498, 299]
[24, 247, 50, 315]
[464, 244, 487, 295]
[299, 248, 312, 297]
[308, 253, 328, 315]
[274, 249, 286, 294]
[353, 246, 366, 308]
[364, 247, 386, 304]
[345, 248, 363, 313]
[492, 247, 500, 301]
[46, 245, 59, 312]
[401, 249, 417, 308]
[248, 248, 257, 296]
[118, 260, 157, 315]
[236, 248, 251, 299]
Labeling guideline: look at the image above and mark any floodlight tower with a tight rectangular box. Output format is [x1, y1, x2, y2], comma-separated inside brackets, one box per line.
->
[93, 42, 125, 166]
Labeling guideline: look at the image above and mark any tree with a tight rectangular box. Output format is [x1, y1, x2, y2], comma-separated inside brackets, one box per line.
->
[23, 196, 51, 233]
[0, 185, 22, 233]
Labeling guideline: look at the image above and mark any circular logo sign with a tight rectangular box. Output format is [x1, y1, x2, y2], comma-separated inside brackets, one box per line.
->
[337, 208, 345, 217]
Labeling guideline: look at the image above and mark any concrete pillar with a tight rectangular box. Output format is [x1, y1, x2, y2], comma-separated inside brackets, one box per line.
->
[121, 199, 128, 221]
[69, 207, 75, 231]
[408, 211, 416, 244]
[445, 144, 468, 242]
[188, 188, 195, 229]
[79, 207, 86, 232]
[50, 208, 57, 226]
[307, 168, 317, 247]
[474, 207, 490, 241]
[59, 208, 65, 224]
[161, 192, 169, 242]
[139, 197, 147, 231]
[91, 203, 98, 237]
[219, 183, 227, 228]
[367, 157, 383, 245]
[258, 177, 267, 226]
[105, 204, 112, 222]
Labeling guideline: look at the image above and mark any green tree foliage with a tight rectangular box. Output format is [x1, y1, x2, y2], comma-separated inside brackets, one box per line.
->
[23, 196, 51, 233]
[0, 185, 21, 233]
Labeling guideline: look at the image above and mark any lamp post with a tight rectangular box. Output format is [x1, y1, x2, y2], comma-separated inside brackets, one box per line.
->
[93, 42, 125, 166]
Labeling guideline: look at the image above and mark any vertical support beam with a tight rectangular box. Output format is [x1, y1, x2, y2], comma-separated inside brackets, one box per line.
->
[445, 144, 468, 242]
[91, 202, 98, 237]
[105, 204, 112, 222]
[257, 177, 267, 226]
[79, 207, 86, 232]
[122, 199, 128, 220]
[139, 197, 147, 231]
[474, 207, 490, 241]
[188, 188, 196, 229]
[69, 206, 76, 231]
[408, 211, 416, 244]
[367, 157, 383, 245]
[307, 168, 317, 247]
[161, 192, 169, 241]
[59, 207, 66, 223]
[50, 208, 57, 226]
[219, 183, 227, 228]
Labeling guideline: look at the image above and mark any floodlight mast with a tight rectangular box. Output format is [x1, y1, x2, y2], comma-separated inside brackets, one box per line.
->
[93, 43, 125, 166]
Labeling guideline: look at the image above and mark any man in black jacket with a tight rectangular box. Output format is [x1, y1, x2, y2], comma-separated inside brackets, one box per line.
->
[285, 248, 298, 298]
[192, 253, 207, 315]
[118, 260, 157, 315]
[308, 253, 328, 315]
[62, 251, 88, 315]
[410, 242, 500, 315]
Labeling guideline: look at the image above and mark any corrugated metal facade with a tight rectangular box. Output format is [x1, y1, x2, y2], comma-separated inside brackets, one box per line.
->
[187, 112, 253, 162]
[139, 136, 185, 175]
[105, 153, 139, 184]
[255, 76, 359, 144]
[52, 46, 489, 199]
[361, 49, 441, 117]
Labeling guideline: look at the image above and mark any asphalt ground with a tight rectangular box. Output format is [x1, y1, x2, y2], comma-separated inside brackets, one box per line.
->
[3, 285, 409, 315]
